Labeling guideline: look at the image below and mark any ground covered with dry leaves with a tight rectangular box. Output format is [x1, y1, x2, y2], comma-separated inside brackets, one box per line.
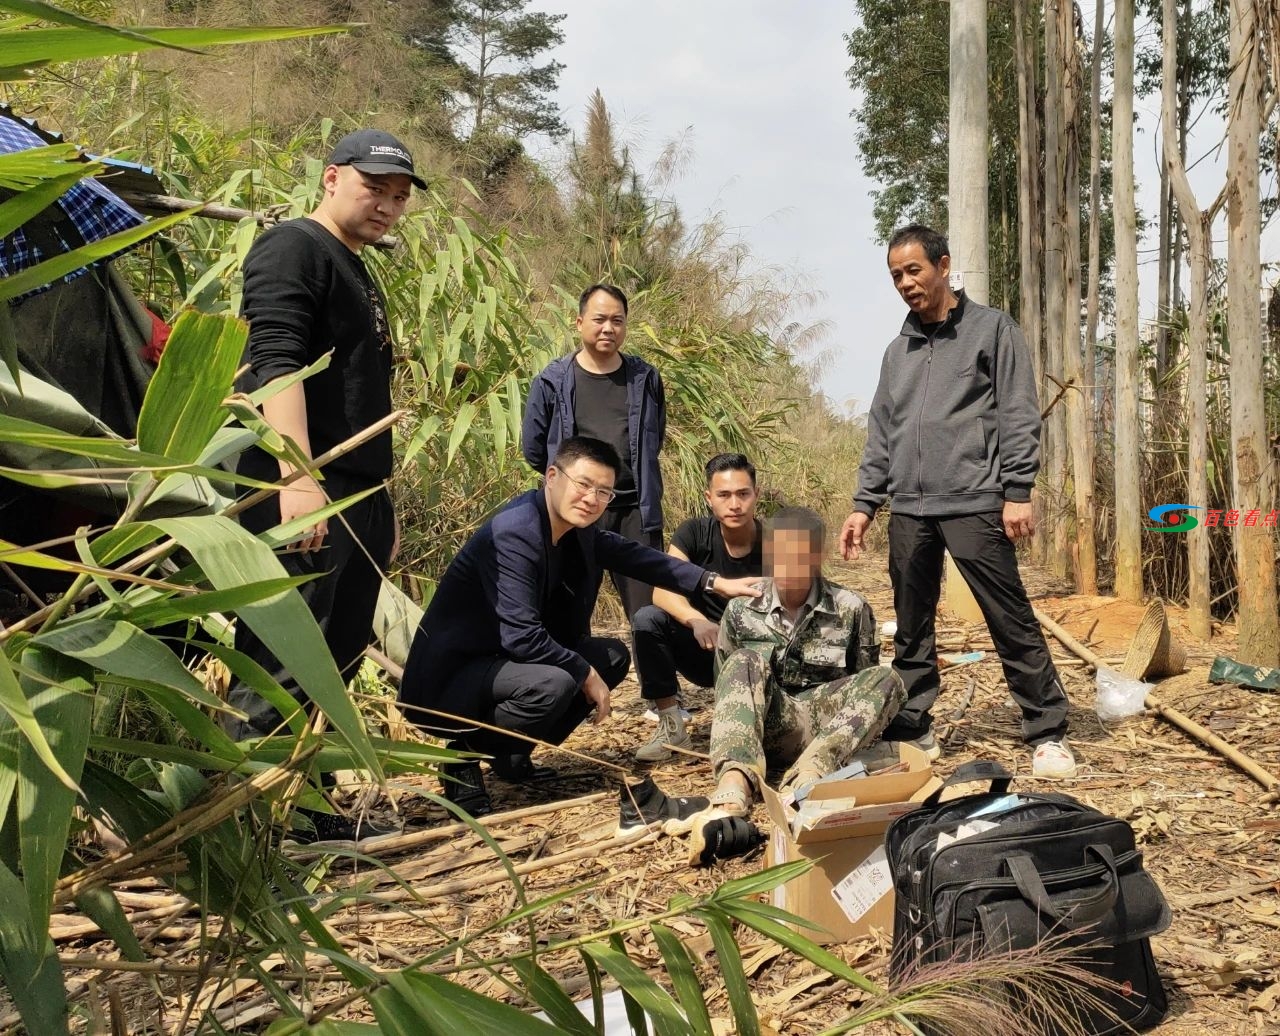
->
[48, 554, 1280, 1034]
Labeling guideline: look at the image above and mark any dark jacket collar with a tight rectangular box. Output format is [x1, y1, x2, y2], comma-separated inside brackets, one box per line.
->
[901, 289, 969, 340]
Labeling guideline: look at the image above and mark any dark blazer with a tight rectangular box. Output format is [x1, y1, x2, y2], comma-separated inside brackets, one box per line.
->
[400, 489, 706, 707]
[521, 352, 667, 533]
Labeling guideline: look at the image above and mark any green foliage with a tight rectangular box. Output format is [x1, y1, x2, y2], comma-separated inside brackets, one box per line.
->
[430, 0, 568, 141]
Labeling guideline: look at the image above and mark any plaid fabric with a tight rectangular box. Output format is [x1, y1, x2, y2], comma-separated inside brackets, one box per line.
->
[0, 113, 145, 290]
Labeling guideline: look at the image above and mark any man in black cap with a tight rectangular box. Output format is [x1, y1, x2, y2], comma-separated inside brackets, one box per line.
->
[229, 129, 426, 840]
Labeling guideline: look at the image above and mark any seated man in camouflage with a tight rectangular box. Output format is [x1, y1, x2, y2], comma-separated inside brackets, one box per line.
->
[707, 507, 906, 816]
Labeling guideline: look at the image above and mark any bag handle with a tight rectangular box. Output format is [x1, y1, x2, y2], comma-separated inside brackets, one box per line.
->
[1005, 844, 1119, 926]
[922, 759, 1012, 807]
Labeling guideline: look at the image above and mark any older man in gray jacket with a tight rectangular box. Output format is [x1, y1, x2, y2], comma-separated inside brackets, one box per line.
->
[839, 223, 1074, 779]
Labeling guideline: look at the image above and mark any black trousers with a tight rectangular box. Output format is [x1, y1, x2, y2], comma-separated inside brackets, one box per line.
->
[631, 604, 715, 701]
[226, 480, 395, 740]
[597, 506, 662, 620]
[885, 511, 1069, 746]
[440, 636, 631, 764]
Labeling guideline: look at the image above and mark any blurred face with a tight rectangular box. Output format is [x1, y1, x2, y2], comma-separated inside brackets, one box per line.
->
[887, 241, 952, 319]
[765, 528, 822, 596]
[318, 165, 411, 250]
[705, 469, 758, 529]
[576, 290, 628, 359]
[546, 457, 617, 529]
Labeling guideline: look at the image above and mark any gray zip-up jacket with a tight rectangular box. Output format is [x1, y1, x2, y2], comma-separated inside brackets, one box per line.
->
[853, 292, 1040, 518]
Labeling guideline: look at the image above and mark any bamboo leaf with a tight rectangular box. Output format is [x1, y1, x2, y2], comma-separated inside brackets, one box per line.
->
[74, 885, 146, 961]
[259, 485, 385, 550]
[0, 859, 68, 1036]
[0, 170, 83, 238]
[147, 516, 381, 777]
[15, 646, 92, 937]
[0, 23, 349, 79]
[445, 401, 476, 466]
[380, 972, 564, 1034]
[32, 617, 230, 713]
[487, 390, 508, 458]
[136, 310, 246, 464]
[582, 939, 691, 1036]
[510, 959, 598, 1036]
[0, 646, 78, 790]
[701, 912, 760, 1036]
[116, 575, 309, 629]
[651, 923, 714, 1036]
[0, 207, 194, 301]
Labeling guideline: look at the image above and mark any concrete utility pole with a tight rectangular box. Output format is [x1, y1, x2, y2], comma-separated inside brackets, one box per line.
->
[944, 0, 990, 619]
[948, 0, 989, 305]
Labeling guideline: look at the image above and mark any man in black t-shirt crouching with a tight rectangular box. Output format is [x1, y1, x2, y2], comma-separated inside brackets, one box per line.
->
[633, 454, 764, 762]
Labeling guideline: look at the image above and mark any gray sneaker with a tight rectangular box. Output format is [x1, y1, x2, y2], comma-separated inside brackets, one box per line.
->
[635, 711, 692, 762]
[905, 729, 942, 761]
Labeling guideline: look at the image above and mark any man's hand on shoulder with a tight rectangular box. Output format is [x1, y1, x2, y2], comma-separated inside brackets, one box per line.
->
[712, 575, 764, 600]
[1003, 499, 1036, 540]
[840, 511, 872, 560]
[688, 616, 719, 651]
[582, 667, 612, 724]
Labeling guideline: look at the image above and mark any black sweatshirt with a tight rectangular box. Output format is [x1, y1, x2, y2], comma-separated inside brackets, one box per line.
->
[236, 218, 394, 484]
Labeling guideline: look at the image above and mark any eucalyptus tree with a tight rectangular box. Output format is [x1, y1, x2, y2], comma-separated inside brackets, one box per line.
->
[1226, 0, 1280, 663]
[1159, 0, 1225, 639]
[1113, 0, 1144, 603]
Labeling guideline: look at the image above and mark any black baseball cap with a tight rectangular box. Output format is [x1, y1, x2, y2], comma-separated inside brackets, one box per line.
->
[326, 129, 427, 189]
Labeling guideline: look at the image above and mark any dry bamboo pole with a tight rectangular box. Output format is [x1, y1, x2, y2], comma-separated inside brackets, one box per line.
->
[115, 190, 398, 250]
[342, 828, 661, 909]
[1033, 607, 1280, 795]
[293, 790, 611, 862]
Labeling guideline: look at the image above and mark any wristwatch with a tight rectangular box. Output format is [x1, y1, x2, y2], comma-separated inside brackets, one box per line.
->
[701, 570, 721, 593]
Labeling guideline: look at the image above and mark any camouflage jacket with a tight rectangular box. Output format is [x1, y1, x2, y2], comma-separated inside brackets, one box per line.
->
[715, 576, 879, 692]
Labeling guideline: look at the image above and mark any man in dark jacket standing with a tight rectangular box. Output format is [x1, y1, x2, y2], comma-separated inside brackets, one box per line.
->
[839, 224, 1074, 780]
[400, 436, 760, 815]
[522, 285, 666, 620]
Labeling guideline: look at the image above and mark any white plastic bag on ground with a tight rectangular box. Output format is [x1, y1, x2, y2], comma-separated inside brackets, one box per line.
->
[1095, 666, 1153, 722]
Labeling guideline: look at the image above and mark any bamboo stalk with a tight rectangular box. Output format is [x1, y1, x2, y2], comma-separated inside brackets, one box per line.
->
[1033, 606, 1280, 793]
[291, 790, 610, 861]
[343, 828, 659, 909]
[115, 189, 398, 250]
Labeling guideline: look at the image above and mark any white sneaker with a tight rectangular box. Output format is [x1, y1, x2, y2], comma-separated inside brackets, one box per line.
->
[643, 704, 693, 722]
[635, 711, 692, 762]
[1031, 739, 1077, 779]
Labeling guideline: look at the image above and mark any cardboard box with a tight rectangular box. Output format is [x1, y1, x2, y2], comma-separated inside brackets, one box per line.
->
[762, 743, 940, 944]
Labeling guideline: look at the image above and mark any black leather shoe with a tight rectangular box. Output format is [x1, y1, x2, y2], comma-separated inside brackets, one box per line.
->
[489, 754, 559, 781]
[440, 761, 493, 816]
[290, 807, 399, 844]
[616, 776, 709, 834]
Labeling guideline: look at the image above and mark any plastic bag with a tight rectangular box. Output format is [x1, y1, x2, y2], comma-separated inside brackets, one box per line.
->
[1095, 666, 1152, 722]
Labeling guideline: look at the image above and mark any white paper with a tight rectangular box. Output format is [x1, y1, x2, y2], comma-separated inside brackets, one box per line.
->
[935, 818, 999, 852]
[830, 844, 892, 924]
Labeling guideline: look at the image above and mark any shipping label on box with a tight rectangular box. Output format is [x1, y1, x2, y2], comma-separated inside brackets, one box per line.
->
[830, 844, 893, 924]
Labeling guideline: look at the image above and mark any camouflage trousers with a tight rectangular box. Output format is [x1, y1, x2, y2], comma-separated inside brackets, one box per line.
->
[710, 649, 906, 792]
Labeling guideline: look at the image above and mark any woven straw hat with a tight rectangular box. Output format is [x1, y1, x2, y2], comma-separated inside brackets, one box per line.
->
[1121, 599, 1187, 680]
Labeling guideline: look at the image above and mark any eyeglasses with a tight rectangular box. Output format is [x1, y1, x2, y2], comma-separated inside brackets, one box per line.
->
[553, 466, 617, 504]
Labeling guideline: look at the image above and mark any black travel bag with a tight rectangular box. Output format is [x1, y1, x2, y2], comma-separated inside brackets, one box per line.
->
[885, 760, 1171, 1035]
